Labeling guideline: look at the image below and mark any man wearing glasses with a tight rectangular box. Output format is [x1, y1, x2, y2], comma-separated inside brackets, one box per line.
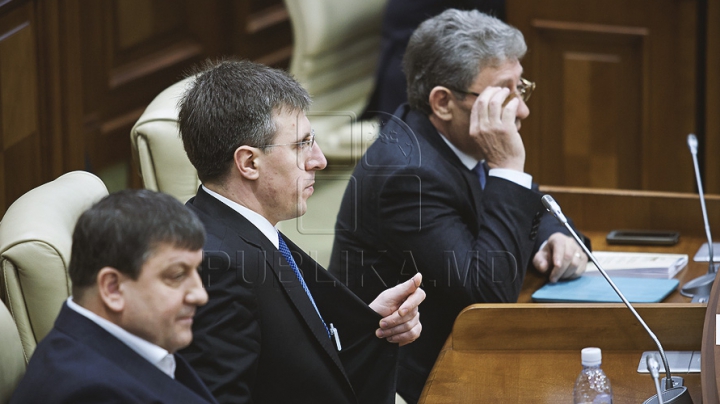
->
[329, 9, 588, 403]
[177, 59, 425, 404]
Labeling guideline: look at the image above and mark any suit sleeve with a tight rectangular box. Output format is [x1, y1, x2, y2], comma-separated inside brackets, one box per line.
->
[377, 166, 544, 307]
[180, 238, 261, 404]
[531, 182, 592, 258]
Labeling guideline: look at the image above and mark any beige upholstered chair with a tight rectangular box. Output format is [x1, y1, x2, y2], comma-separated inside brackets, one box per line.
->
[0, 300, 25, 404]
[0, 171, 108, 359]
[284, 0, 385, 160]
[130, 75, 200, 203]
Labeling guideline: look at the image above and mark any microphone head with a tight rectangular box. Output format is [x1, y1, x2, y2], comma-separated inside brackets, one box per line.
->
[541, 195, 555, 211]
[687, 134, 698, 155]
[541, 195, 568, 224]
[647, 355, 660, 378]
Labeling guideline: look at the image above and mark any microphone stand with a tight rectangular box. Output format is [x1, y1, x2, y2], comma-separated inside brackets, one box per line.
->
[541, 195, 692, 404]
[680, 134, 717, 300]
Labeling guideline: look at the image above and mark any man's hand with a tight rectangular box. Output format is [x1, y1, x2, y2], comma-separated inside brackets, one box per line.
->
[533, 233, 588, 283]
[469, 86, 525, 171]
[369, 273, 425, 346]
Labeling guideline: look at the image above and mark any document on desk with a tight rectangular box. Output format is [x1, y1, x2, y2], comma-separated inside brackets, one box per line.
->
[583, 251, 688, 279]
[531, 276, 679, 303]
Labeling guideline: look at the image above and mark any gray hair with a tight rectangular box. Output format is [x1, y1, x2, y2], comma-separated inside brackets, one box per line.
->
[179, 59, 311, 183]
[403, 9, 527, 115]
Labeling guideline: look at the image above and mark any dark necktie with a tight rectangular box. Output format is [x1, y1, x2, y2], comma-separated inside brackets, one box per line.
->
[277, 231, 330, 337]
[473, 161, 486, 189]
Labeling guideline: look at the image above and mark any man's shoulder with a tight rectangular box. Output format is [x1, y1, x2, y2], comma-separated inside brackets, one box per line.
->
[13, 328, 127, 400]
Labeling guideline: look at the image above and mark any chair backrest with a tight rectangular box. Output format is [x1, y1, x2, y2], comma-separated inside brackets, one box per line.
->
[130, 75, 200, 203]
[0, 171, 108, 359]
[0, 300, 25, 404]
[284, 0, 385, 160]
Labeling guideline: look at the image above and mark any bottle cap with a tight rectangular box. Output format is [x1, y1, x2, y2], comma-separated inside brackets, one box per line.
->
[581, 347, 602, 366]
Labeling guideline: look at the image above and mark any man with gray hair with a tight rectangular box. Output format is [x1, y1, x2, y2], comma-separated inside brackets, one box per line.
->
[329, 9, 588, 403]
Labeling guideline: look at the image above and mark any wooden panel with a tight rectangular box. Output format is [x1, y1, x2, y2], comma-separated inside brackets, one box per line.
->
[707, 0, 720, 193]
[508, 0, 698, 193]
[539, 185, 720, 237]
[533, 22, 644, 189]
[235, 1, 293, 67]
[0, 0, 293, 210]
[71, 0, 292, 189]
[702, 252, 720, 404]
[0, 2, 43, 212]
[516, 186, 720, 303]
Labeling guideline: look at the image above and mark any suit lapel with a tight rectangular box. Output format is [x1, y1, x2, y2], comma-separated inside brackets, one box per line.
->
[190, 189, 349, 381]
[54, 304, 217, 404]
[403, 107, 484, 218]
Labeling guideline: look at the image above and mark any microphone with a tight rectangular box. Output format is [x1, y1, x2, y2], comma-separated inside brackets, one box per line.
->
[541, 195, 692, 404]
[647, 356, 664, 404]
[680, 133, 717, 300]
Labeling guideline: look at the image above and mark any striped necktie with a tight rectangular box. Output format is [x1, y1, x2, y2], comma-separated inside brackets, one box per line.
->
[277, 232, 330, 337]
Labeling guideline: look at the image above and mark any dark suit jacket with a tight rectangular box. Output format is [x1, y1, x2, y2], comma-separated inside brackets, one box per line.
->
[10, 303, 217, 404]
[180, 188, 399, 404]
[329, 104, 581, 403]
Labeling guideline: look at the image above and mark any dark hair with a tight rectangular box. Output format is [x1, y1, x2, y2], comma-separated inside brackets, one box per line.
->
[178, 59, 311, 184]
[69, 189, 205, 295]
[404, 9, 527, 115]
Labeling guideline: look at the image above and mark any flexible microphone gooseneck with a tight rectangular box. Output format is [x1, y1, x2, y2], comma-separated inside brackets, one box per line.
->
[680, 133, 717, 299]
[541, 195, 692, 404]
[647, 356, 665, 404]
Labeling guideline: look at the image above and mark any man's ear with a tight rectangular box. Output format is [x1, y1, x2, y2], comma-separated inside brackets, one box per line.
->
[97, 267, 125, 313]
[234, 146, 261, 180]
[429, 86, 455, 122]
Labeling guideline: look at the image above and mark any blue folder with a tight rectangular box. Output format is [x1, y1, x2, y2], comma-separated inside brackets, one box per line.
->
[531, 276, 679, 303]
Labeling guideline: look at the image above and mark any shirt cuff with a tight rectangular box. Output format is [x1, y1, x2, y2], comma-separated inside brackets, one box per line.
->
[488, 168, 533, 189]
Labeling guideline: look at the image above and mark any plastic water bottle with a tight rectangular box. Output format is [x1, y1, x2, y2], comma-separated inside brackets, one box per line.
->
[573, 347, 613, 404]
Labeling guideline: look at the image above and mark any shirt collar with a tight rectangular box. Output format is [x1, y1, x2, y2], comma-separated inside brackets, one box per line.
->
[66, 297, 176, 379]
[438, 132, 480, 171]
[202, 185, 279, 249]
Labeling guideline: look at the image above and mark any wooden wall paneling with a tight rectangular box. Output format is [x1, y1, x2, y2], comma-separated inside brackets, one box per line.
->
[0, 1, 44, 213]
[54, 0, 88, 176]
[238, 0, 292, 68]
[531, 21, 645, 190]
[508, 0, 698, 193]
[35, 0, 65, 179]
[707, 0, 720, 193]
[74, 0, 236, 190]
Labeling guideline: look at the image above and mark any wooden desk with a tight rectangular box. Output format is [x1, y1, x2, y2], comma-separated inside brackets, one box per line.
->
[419, 304, 705, 403]
[520, 230, 710, 303]
[520, 186, 720, 303]
[419, 187, 720, 403]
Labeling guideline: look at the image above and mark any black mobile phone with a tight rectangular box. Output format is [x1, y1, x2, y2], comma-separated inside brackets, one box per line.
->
[606, 230, 680, 246]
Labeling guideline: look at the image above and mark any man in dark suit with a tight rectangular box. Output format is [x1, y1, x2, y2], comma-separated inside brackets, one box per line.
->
[11, 190, 217, 404]
[330, 9, 589, 403]
[177, 59, 425, 404]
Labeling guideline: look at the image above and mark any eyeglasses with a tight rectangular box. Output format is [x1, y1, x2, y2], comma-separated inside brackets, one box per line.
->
[449, 77, 536, 103]
[261, 130, 316, 152]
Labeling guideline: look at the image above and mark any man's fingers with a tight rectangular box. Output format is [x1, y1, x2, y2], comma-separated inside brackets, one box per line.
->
[389, 322, 422, 346]
[369, 273, 423, 317]
[378, 314, 422, 345]
[501, 96, 520, 127]
[486, 87, 510, 125]
[380, 303, 420, 330]
[532, 243, 551, 273]
[395, 286, 425, 318]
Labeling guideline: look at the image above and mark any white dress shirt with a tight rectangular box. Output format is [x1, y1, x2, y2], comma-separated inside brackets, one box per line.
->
[66, 297, 176, 379]
[439, 134, 532, 189]
[202, 185, 280, 248]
